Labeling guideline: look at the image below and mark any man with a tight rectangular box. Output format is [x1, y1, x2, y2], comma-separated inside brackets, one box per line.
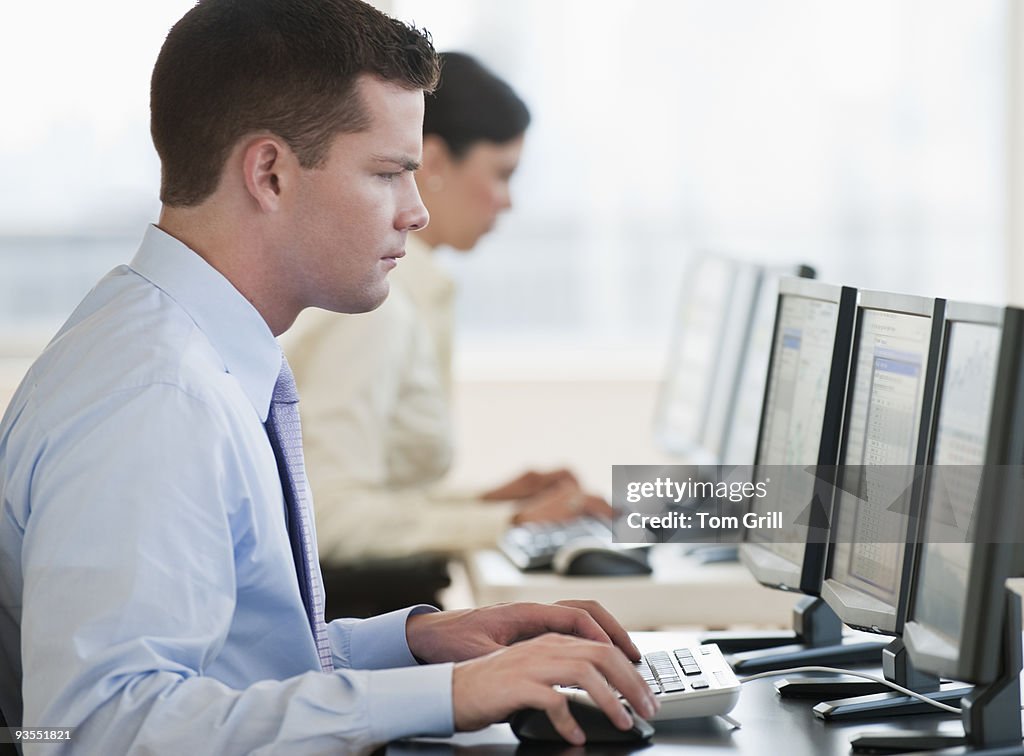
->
[0, 0, 655, 752]
[283, 52, 609, 618]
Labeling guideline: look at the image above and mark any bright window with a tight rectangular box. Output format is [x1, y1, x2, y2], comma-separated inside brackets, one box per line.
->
[0, 1, 1009, 367]
[395, 0, 1008, 357]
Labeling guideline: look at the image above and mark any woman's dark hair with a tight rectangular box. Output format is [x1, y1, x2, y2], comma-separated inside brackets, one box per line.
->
[151, 0, 440, 207]
[423, 52, 530, 159]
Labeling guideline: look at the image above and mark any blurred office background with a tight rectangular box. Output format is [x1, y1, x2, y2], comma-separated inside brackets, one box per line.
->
[0, 0, 1019, 489]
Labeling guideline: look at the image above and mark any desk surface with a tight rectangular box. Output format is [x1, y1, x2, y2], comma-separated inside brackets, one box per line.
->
[464, 546, 801, 630]
[387, 631, 995, 756]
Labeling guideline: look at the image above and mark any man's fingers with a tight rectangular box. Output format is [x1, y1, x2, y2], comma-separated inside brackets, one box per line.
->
[554, 600, 642, 661]
[519, 603, 614, 647]
[451, 634, 657, 736]
[538, 688, 586, 744]
[538, 665, 634, 744]
[537, 634, 656, 721]
[594, 653, 658, 720]
[570, 667, 635, 731]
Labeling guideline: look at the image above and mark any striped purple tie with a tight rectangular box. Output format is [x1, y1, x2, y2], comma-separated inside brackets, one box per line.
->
[265, 354, 334, 672]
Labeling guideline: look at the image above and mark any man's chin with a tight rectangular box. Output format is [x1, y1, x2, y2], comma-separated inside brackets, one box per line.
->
[338, 281, 390, 315]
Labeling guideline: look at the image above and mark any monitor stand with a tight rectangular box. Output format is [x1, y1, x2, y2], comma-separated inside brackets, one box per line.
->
[849, 588, 1022, 753]
[776, 636, 944, 700]
[794, 638, 972, 720]
[703, 596, 886, 672]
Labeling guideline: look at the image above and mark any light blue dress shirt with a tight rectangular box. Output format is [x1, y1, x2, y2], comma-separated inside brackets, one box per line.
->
[0, 226, 454, 754]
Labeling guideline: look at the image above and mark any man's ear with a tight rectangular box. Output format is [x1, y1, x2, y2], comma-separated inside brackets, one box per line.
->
[241, 137, 293, 212]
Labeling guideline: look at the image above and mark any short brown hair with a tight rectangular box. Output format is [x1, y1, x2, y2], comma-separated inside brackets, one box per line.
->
[151, 0, 440, 207]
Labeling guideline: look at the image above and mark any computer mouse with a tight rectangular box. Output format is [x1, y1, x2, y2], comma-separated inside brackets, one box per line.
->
[509, 699, 655, 743]
[551, 539, 653, 576]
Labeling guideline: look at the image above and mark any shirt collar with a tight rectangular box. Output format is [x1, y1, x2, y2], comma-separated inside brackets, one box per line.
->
[129, 224, 281, 422]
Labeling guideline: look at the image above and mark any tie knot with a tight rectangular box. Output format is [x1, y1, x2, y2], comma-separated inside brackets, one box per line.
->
[272, 354, 299, 405]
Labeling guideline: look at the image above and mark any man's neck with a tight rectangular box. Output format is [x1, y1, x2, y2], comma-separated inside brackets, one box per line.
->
[157, 205, 298, 336]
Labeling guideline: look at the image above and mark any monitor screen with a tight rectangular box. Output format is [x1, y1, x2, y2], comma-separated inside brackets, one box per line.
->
[655, 255, 759, 461]
[748, 290, 841, 568]
[722, 266, 814, 466]
[740, 280, 855, 594]
[905, 305, 1024, 685]
[825, 301, 938, 631]
[908, 317, 1000, 660]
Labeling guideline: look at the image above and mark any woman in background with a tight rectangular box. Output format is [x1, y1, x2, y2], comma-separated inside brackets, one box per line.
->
[284, 53, 608, 613]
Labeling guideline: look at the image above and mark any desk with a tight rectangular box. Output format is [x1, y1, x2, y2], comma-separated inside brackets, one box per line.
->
[386, 631, 996, 756]
[463, 546, 801, 630]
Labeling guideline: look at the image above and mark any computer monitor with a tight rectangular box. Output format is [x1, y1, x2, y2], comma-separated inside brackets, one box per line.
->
[720, 265, 816, 467]
[821, 292, 945, 635]
[904, 303, 1024, 683]
[689, 264, 816, 565]
[740, 278, 856, 595]
[711, 281, 888, 672]
[654, 254, 761, 463]
[851, 303, 1024, 752]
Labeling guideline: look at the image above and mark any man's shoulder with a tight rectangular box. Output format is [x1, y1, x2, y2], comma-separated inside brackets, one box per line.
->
[16, 267, 234, 424]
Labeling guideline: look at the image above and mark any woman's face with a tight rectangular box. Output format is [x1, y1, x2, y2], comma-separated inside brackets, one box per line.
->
[418, 134, 524, 251]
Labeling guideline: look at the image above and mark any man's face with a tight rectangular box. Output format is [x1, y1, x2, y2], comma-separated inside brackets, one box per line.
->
[290, 75, 428, 314]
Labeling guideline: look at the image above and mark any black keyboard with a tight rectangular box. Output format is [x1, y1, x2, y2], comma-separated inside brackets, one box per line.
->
[498, 516, 613, 570]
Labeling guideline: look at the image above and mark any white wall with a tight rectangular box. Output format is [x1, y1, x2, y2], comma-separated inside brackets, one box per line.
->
[447, 354, 677, 495]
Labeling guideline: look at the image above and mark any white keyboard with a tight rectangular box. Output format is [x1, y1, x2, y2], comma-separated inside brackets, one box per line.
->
[558, 643, 741, 722]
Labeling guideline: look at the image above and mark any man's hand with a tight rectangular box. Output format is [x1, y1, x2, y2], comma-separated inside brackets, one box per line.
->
[451, 634, 658, 744]
[406, 600, 641, 664]
[406, 601, 651, 744]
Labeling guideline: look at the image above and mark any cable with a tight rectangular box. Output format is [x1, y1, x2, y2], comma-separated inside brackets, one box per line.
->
[737, 666, 962, 715]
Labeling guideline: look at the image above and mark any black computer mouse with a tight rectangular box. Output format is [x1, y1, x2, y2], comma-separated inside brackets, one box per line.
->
[551, 541, 653, 576]
[509, 699, 655, 744]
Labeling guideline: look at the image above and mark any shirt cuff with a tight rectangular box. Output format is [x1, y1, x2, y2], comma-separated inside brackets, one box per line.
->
[368, 661, 455, 742]
[349, 604, 439, 669]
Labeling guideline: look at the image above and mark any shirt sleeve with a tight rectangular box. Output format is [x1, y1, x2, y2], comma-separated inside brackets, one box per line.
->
[329, 604, 434, 669]
[17, 384, 453, 754]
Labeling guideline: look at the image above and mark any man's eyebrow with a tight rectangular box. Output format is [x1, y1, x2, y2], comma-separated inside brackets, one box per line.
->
[372, 154, 421, 171]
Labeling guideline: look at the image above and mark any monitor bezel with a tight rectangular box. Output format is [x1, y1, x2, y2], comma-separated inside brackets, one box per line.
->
[740, 278, 857, 595]
[903, 304, 1024, 683]
[820, 291, 946, 635]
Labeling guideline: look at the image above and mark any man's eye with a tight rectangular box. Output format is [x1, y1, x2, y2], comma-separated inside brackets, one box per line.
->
[379, 172, 401, 182]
